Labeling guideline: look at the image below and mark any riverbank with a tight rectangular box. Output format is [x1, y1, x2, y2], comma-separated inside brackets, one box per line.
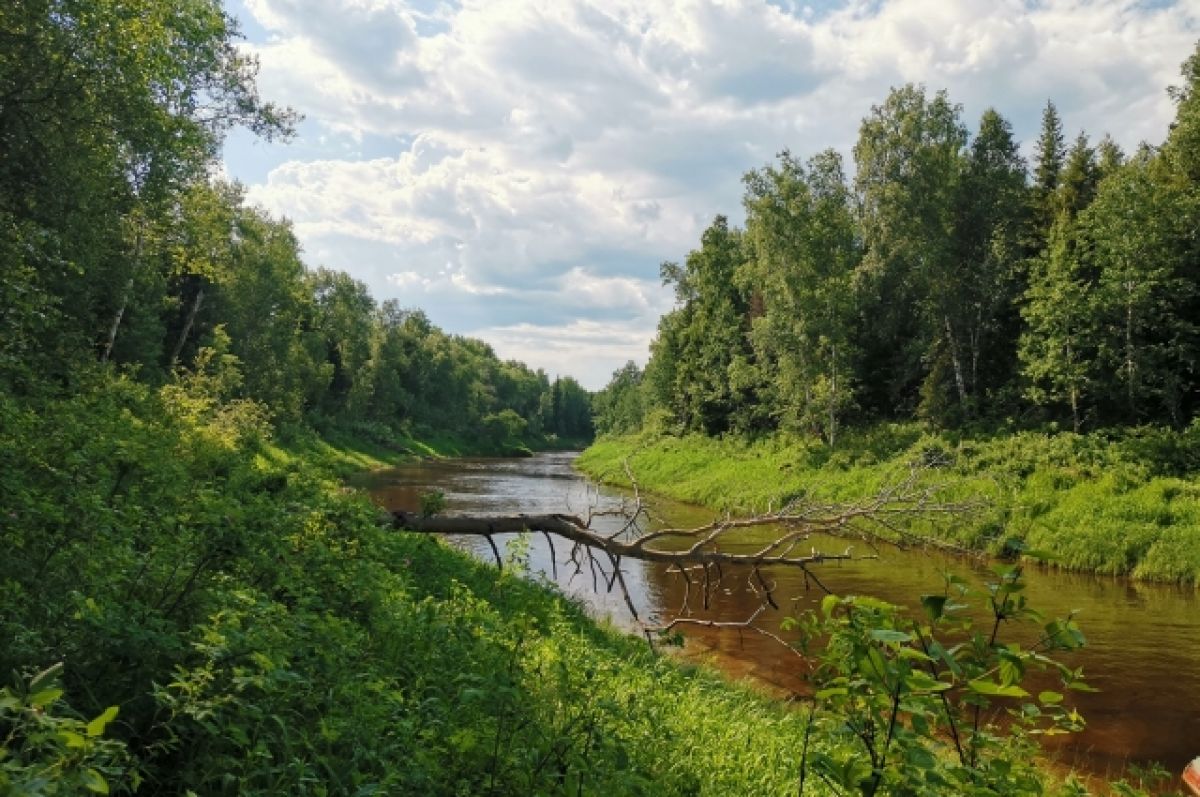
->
[278, 422, 593, 479]
[1, 373, 1173, 794]
[576, 425, 1200, 585]
[0, 380, 815, 794]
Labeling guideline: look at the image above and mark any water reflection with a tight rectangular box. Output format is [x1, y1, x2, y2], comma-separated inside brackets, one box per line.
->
[354, 451, 1200, 779]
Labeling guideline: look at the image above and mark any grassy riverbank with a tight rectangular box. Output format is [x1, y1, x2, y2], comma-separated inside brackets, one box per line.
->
[2, 376, 1173, 794]
[277, 421, 593, 480]
[577, 425, 1200, 585]
[0, 375, 817, 794]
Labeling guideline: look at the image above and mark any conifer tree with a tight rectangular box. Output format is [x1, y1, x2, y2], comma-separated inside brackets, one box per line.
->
[1031, 101, 1066, 233]
[1020, 212, 1094, 432]
[950, 109, 1029, 414]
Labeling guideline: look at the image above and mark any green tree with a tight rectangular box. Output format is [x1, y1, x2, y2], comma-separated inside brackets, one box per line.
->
[0, 0, 295, 378]
[1019, 131, 1109, 431]
[742, 149, 860, 443]
[1031, 101, 1065, 221]
[947, 109, 1029, 416]
[1085, 150, 1198, 425]
[853, 85, 967, 421]
[217, 208, 328, 422]
[545, 376, 594, 440]
[1164, 41, 1200, 183]
[657, 217, 756, 434]
[643, 309, 685, 430]
[593, 361, 646, 436]
[1019, 211, 1095, 431]
[1096, 134, 1126, 180]
[1055, 132, 1100, 220]
[308, 268, 375, 417]
[164, 182, 244, 370]
[494, 362, 551, 436]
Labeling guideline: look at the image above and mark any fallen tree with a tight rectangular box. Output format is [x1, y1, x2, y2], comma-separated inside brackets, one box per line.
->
[386, 468, 1103, 796]
[389, 466, 980, 639]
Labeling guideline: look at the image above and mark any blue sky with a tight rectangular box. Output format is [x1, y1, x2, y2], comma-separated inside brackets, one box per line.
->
[219, 0, 1199, 389]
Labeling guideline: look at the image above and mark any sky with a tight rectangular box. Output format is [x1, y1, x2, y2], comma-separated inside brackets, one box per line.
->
[219, 0, 1200, 390]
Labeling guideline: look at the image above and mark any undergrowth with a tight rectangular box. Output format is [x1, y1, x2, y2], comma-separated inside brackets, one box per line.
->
[2, 365, 1159, 794]
[0, 371, 813, 795]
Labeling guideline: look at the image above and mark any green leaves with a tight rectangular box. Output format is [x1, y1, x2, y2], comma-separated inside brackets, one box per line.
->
[86, 706, 120, 738]
[0, 669, 129, 794]
[794, 564, 1091, 796]
[868, 629, 912, 645]
[967, 679, 1029, 698]
[82, 768, 110, 794]
[742, 149, 860, 442]
[29, 688, 64, 709]
[920, 594, 948, 620]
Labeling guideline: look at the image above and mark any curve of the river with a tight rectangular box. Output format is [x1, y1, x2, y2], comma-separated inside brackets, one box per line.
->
[354, 451, 1200, 781]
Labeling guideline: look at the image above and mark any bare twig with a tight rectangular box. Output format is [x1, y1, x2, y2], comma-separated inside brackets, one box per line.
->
[391, 465, 979, 654]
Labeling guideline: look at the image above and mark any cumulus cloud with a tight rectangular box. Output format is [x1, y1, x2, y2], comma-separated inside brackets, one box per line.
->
[226, 0, 1200, 386]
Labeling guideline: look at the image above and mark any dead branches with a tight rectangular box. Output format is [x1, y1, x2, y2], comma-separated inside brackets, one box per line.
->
[389, 464, 979, 649]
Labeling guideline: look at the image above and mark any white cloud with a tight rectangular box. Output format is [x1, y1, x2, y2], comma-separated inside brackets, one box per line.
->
[476, 319, 662, 390]
[226, 0, 1200, 386]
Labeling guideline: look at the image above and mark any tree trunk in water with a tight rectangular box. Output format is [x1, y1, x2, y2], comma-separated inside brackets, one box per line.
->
[169, 283, 205, 368]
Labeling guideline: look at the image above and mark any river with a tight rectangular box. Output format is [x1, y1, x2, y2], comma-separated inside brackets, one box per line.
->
[354, 451, 1200, 781]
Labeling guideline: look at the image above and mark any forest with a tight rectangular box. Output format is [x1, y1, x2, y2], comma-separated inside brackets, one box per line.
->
[1, 1, 617, 792]
[2, 0, 1197, 793]
[585, 47, 1200, 588]
[0, 1, 592, 450]
[594, 54, 1199, 441]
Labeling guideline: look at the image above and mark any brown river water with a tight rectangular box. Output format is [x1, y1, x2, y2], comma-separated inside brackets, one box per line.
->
[354, 451, 1200, 781]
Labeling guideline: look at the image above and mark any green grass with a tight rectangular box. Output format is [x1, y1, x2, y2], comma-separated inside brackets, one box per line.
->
[273, 425, 457, 477]
[0, 378, 818, 795]
[577, 424, 1200, 585]
[3, 376, 1141, 794]
[272, 422, 590, 480]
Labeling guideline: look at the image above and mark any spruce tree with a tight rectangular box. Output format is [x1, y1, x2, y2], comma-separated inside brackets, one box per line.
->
[1031, 101, 1066, 228]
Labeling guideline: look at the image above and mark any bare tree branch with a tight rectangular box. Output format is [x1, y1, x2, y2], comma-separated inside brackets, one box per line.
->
[389, 464, 980, 652]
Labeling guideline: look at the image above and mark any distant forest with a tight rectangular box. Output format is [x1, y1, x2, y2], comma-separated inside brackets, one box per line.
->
[0, 1, 591, 446]
[595, 43, 1200, 444]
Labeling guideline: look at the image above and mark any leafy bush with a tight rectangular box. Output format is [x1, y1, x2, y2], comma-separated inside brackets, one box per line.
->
[0, 664, 128, 795]
[1, 372, 826, 794]
[789, 561, 1090, 796]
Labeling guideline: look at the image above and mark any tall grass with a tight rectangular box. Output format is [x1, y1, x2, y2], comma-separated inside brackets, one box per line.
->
[577, 424, 1200, 585]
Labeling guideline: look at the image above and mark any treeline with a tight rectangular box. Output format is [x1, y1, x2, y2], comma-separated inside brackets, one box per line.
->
[0, 0, 591, 448]
[596, 45, 1200, 442]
